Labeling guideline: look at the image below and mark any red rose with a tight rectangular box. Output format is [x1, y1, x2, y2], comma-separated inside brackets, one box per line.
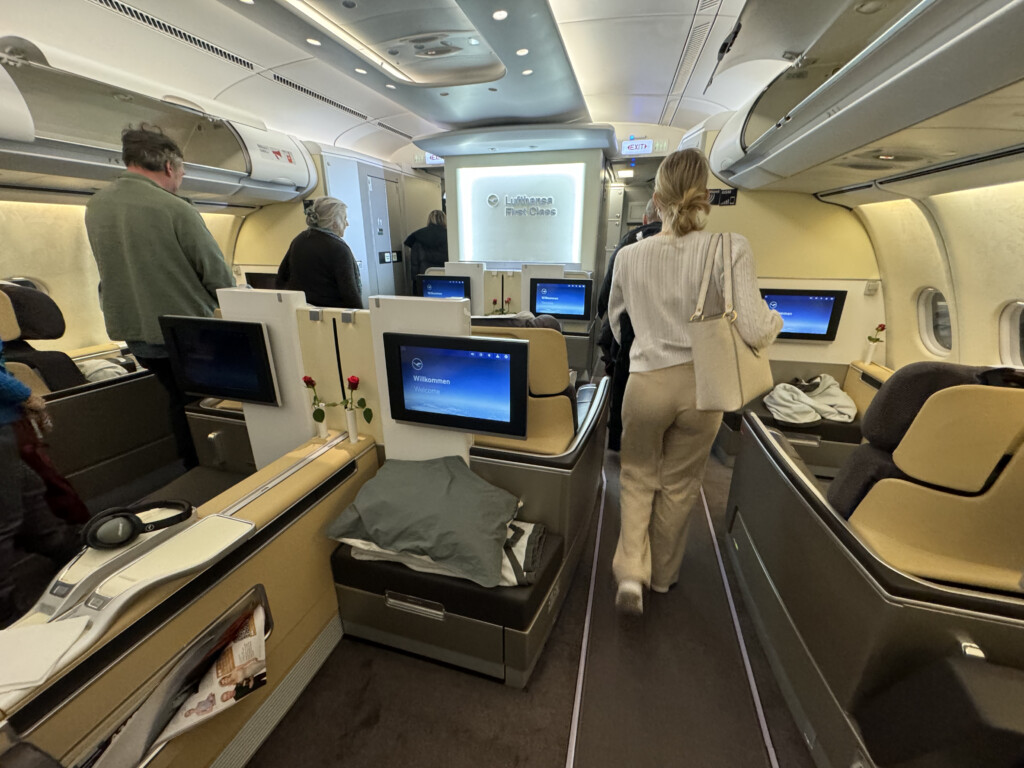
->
[347, 375, 359, 391]
[505, 297, 511, 304]
[302, 376, 316, 388]
[492, 298, 498, 305]
[877, 323, 886, 332]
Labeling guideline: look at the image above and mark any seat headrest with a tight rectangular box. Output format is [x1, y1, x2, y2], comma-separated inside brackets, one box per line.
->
[471, 312, 562, 332]
[0, 291, 20, 342]
[862, 361, 983, 451]
[0, 284, 66, 340]
[470, 326, 569, 396]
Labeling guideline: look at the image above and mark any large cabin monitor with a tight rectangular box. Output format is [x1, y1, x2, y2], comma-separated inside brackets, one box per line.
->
[383, 332, 528, 438]
[160, 316, 280, 405]
[413, 274, 472, 300]
[759, 289, 847, 341]
[529, 278, 593, 321]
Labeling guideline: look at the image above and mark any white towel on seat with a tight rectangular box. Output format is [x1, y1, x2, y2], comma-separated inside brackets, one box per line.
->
[763, 374, 857, 424]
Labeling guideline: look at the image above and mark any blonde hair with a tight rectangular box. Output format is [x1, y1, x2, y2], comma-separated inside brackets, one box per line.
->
[654, 149, 710, 237]
[428, 209, 446, 227]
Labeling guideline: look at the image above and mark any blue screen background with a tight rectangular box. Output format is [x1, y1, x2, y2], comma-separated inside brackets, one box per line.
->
[762, 293, 836, 335]
[535, 282, 586, 316]
[422, 278, 467, 299]
[400, 345, 511, 422]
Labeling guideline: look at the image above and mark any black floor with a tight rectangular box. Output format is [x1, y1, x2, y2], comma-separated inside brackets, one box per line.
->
[246, 452, 817, 767]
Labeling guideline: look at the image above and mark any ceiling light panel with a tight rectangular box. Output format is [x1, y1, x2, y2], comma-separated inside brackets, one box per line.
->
[295, 0, 506, 85]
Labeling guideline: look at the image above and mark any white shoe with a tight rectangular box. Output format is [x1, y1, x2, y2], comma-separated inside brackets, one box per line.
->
[615, 579, 643, 615]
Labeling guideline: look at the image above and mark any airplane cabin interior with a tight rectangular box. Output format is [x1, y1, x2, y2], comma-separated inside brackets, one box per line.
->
[1, 1, 1024, 767]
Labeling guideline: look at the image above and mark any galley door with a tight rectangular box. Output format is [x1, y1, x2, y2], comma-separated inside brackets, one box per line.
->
[366, 176, 401, 297]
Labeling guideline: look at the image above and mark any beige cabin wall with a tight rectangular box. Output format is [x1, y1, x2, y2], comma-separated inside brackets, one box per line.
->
[704, 188, 878, 280]
[921, 182, 1024, 366]
[232, 199, 308, 270]
[855, 199, 954, 369]
[0, 202, 240, 353]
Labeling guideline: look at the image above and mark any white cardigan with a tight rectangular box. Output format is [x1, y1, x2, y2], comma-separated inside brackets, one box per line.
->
[608, 230, 782, 373]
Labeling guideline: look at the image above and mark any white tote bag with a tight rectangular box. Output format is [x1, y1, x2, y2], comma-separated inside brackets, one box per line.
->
[688, 233, 774, 412]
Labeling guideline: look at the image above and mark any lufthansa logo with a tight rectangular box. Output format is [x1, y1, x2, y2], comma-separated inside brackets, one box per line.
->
[486, 194, 500, 208]
[411, 358, 424, 371]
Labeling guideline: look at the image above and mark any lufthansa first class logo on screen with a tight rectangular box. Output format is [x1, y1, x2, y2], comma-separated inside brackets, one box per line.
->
[487, 192, 558, 217]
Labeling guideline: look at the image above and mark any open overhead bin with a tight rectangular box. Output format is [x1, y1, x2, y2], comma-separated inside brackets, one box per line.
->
[0, 44, 316, 206]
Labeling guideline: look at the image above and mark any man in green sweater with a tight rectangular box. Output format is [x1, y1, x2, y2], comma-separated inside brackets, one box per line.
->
[85, 125, 235, 468]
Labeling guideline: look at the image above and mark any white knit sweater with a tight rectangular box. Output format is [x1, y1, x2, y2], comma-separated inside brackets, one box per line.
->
[608, 230, 783, 373]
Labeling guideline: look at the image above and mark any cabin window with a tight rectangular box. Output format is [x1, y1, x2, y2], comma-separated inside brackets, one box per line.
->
[918, 288, 952, 354]
[999, 301, 1024, 367]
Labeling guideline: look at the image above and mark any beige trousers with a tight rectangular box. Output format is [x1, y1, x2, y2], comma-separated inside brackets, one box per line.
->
[612, 363, 721, 590]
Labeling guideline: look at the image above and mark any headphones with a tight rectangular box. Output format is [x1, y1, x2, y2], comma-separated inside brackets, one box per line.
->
[82, 500, 195, 550]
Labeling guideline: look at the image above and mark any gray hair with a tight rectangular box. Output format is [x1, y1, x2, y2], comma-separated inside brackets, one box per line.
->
[645, 197, 660, 222]
[306, 196, 348, 234]
[121, 124, 183, 172]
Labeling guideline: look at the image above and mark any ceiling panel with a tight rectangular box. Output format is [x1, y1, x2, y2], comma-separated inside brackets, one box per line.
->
[335, 123, 412, 158]
[549, 0, 701, 24]
[557, 17, 694, 96]
[270, 59, 404, 119]
[585, 94, 668, 125]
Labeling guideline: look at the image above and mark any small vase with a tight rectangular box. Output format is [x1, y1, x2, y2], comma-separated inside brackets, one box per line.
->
[864, 342, 877, 366]
[314, 419, 328, 440]
[346, 409, 359, 443]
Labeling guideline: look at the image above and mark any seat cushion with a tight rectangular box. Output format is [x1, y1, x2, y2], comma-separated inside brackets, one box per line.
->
[331, 532, 564, 631]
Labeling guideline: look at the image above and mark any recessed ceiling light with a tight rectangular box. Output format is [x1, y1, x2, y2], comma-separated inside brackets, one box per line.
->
[618, 169, 635, 179]
[877, 153, 895, 160]
[306, 38, 321, 46]
[238, 0, 254, 4]
[355, 68, 367, 74]
[468, 38, 480, 46]
[385, 83, 396, 89]
[492, 10, 508, 20]
[522, 69, 533, 76]
[516, 48, 529, 56]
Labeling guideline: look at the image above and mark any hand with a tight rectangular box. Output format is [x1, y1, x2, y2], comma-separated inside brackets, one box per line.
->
[23, 395, 53, 433]
[24, 394, 46, 413]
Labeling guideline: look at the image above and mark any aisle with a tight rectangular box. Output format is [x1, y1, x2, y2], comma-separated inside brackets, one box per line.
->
[570, 454, 776, 767]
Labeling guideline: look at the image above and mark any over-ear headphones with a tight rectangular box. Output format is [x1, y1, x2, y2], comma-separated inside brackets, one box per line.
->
[82, 500, 194, 550]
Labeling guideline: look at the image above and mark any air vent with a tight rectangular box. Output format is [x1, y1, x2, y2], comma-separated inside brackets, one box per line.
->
[376, 122, 413, 140]
[86, 0, 255, 70]
[698, 0, 721, 11]
[681, 22, 712, 76]
[271, 74, 369, 120]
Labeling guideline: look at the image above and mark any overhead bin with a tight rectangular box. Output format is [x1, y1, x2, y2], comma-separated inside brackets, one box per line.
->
[710, 0, 1024, 193]
[0, 48, 316, 205]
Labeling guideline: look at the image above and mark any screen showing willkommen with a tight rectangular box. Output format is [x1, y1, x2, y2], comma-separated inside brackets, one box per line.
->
[383, 332, 528, 437]
[759, 289, 848, 341]
[456, 163, 585, 263]
[530, 278, 593, 320]
[414, 275, 471, 300]
[160, 316, 280, 405]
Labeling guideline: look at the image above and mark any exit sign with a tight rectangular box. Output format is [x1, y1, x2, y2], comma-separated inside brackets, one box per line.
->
[621, 139, 653, 155]
[425, 152, 444, 165]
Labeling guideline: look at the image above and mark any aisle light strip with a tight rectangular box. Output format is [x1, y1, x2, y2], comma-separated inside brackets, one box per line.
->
[564, 469, 607, 768]
[700, 488, 781, 768]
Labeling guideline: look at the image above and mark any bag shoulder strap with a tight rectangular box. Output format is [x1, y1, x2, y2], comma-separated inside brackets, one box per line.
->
[721, 232, 734, 315]
[691, 232, 721, 321]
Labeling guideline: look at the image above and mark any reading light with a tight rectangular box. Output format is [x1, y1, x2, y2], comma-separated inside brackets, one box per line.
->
[238, 0, 254, 4]
[516, 48, 529, 56]
[355, 68, 367, 74]
[492, 10, 508, 20]
[522, 69, 533, 76]
[385, 83, 396, 89]
[306, 38, 321, 46]
[468, 38, 480, 46]
[877, 153, 895, 160]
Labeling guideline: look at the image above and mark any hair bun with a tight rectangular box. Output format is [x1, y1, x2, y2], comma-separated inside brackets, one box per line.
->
[307, 209, 320, 226]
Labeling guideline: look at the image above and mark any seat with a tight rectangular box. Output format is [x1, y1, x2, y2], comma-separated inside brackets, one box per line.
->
[829, 362, 1024, 593]
[0, 284, 87, 392]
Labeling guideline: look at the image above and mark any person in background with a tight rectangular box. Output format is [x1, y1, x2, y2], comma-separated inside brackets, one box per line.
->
[404, 210, 449, 285]
[597, 197, 662, 451]
[276, 196, 363, 309]
[0, 340, 80, 628]
[608, 149, 781, 615]
[85, 124, 235, 469]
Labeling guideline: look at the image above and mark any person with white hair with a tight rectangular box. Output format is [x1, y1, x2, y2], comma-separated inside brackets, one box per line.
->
[276, 196, 363, 308]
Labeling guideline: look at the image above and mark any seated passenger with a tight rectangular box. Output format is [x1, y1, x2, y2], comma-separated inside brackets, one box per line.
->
[276, 197, 363, 309]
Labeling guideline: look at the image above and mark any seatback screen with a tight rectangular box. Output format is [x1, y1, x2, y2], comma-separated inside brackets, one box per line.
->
[383, 333, 528, 437]
[759, 289, 847, 341]
[529, 278, 593, 320]
[415, 275, 471, 299]
[160, 316, 280, 405]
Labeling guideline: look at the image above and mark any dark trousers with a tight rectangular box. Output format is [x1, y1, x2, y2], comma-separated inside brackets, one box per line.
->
[135, 355, 199, 469]
[0, 423, 81, 627]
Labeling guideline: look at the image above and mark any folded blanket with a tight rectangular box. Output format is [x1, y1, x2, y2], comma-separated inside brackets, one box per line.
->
[342, 520, 547, 588]
[763, 374, 857, 424]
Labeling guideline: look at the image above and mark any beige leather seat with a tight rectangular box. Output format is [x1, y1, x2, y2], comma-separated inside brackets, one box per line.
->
[470, 326, 576, 456]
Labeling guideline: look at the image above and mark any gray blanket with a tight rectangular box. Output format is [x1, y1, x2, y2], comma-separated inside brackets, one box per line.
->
[326, 456, 520, 588]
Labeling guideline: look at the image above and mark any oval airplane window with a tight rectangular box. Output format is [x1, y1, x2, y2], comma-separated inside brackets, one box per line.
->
[998, 301, 1024, 367]
[918, 288, 952, 354]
